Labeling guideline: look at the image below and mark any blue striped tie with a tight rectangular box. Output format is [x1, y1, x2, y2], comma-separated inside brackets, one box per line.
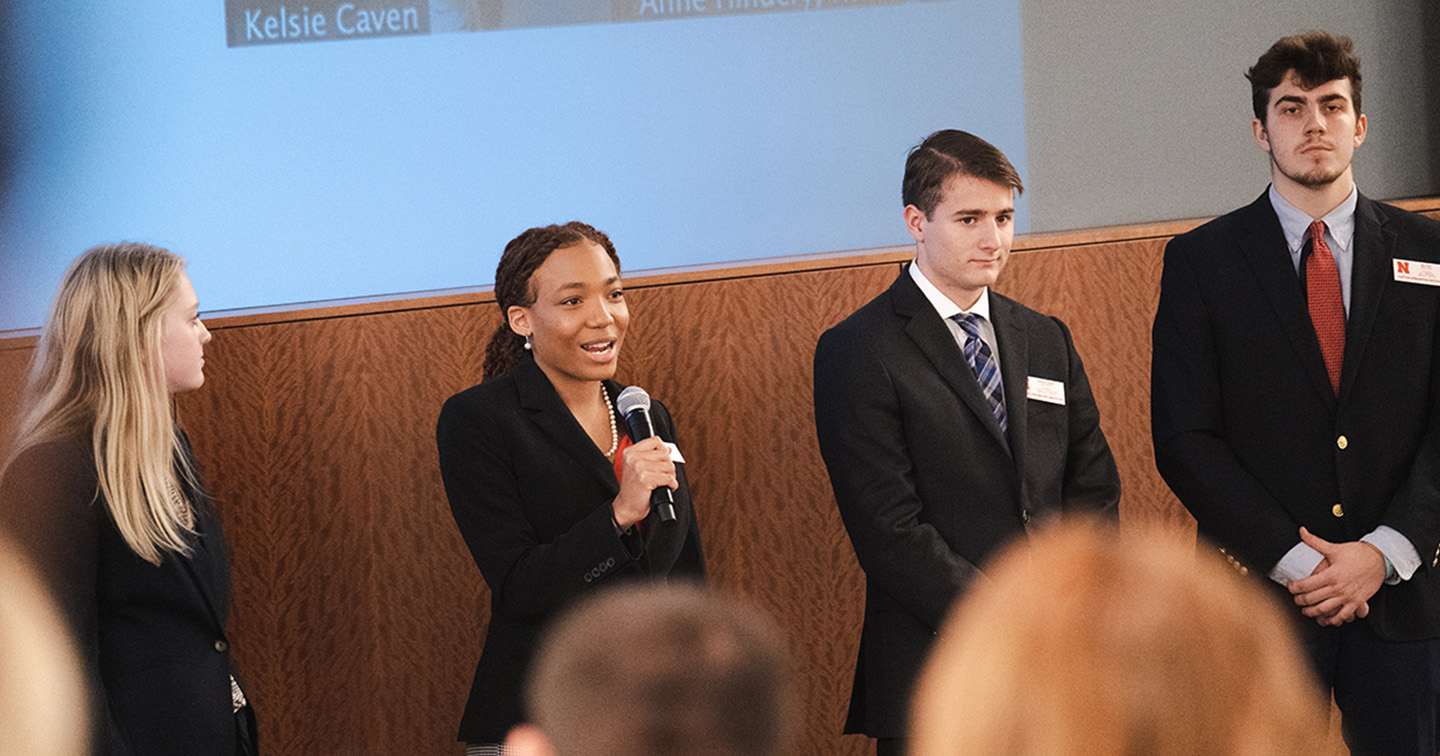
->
[953, 313, 1007, 432]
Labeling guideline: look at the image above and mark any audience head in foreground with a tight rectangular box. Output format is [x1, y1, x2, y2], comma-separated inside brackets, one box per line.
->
[911, 520, 1329, 756]
[0, 536, 88, 756]
[506, 584, 798, 756]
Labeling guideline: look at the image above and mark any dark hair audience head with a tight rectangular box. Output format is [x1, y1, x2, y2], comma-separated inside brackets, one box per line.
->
[482, 222, 619, 379]
[514, 583, 798, 756]
[902, 129, 1025, 219]
[1247, 31, 1361, 123]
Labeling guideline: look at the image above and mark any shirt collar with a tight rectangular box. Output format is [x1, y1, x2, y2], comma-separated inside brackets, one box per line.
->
[909, 262, 991, 322]
[1268, 183, 1357, 254]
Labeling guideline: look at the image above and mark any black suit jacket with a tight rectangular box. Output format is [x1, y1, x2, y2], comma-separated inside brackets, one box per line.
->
[814, 269, 1121, 738]
[0, 431, 247, 756]
[1153, 192, 1440, 641]
[436, 354, 706, 744]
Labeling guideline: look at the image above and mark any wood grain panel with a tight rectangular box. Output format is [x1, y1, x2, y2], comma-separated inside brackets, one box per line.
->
[174, 301, 501, 756]
[998, 239, 1191, 533]
[620, 264, 900, 756]
[0, 339, 37, 464]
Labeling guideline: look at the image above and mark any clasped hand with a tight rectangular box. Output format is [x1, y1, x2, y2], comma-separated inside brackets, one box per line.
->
[1287, 526, 1386, 627]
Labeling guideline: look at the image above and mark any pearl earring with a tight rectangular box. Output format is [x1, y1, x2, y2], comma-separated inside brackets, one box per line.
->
[523, 334, 533, 351]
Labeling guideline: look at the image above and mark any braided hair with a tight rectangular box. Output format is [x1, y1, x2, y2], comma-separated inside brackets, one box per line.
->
[482, 222, 620, 380]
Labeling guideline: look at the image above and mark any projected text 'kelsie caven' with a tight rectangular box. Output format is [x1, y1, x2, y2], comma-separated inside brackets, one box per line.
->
[226, 2, 428, 46]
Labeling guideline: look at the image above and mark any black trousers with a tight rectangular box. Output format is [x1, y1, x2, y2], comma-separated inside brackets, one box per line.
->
[875, 738, 905, 756]
[1300, 618, 1440, 756]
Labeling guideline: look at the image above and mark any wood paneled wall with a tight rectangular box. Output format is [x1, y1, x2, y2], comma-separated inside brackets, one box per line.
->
[3, 202, 1436, 756]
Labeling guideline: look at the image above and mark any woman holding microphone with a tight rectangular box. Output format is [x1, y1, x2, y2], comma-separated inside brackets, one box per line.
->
[436, 222, 706, 755]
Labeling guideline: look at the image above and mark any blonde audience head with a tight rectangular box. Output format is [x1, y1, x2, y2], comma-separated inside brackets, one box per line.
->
[911, 520, 1328, 756]
[508, 583, 799, 756]
[0, 537, 88, 756]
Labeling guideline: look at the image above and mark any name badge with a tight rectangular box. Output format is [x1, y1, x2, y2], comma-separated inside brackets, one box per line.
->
[665, 442, 686, 463]
[1394, 259, 1440, 286]
[1027, 376, 1066, 405]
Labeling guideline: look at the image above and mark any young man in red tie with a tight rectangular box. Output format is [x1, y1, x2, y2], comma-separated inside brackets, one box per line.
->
[1152, 31, 1440, 756]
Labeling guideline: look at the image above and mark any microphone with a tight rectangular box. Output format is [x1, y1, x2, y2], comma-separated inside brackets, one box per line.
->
[615, 386, 677, 523]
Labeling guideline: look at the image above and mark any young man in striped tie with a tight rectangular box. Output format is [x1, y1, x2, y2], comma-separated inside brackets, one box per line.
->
[814, 129, 1121, 756]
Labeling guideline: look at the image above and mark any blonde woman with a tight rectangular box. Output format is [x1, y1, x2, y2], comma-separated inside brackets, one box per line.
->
[910, 520, 1330, 756]
[0, 243, 257, 756]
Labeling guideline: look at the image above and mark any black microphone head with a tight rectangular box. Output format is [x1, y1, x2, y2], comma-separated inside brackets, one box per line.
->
[616, 386, 651, 416]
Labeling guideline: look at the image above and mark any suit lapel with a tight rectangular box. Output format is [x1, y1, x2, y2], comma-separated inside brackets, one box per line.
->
[891, 270, 1011, 454]
[1237, 194, 1337, 409]
[990, 293, 1029, 470]
[515, 356, 621, 494]
[1339, 195, 1394, 403]
[177, 515, 227, 631]
[172, 434, 229, 632]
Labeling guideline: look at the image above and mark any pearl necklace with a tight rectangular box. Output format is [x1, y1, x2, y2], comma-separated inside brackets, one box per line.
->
[600, 384, 618, 458]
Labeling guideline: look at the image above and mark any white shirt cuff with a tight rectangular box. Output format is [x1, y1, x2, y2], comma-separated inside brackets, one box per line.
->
[1363, 526, 1420, 585]
[1269, 542, 1324, 585]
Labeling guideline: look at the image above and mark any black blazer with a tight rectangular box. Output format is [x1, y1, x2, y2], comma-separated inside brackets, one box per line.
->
[0, 431, 247, 756]
[436, 354, 706, 744]
[814, 269, 1121, 738]
[1153, 192, 1440, 641]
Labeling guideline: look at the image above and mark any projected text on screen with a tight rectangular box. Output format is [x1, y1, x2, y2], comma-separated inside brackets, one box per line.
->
[225, 0, 907, 45]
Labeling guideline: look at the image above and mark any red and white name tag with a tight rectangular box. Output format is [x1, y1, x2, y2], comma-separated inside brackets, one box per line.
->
[1026, 376, 1066, 405]
[1394, 259, 1440, 286]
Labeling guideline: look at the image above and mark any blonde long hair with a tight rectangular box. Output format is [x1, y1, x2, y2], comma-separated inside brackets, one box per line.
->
[10, 243, 198, 565]
[911, 520, 1329, 756]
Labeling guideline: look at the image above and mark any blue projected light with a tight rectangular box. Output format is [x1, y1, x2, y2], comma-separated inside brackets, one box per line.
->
[0, 1, 1026, 331]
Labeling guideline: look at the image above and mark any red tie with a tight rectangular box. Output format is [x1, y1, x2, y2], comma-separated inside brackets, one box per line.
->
[1305, 220, 1345, 395]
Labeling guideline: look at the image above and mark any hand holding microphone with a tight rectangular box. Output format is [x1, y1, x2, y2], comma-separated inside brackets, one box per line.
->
[616, 386, 678, 523]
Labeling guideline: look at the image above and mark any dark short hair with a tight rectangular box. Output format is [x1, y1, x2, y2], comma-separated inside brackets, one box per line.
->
[527, 584, 798, 756]
[902, 130, 1024, 218]
[1247, 31, 1362, 124]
